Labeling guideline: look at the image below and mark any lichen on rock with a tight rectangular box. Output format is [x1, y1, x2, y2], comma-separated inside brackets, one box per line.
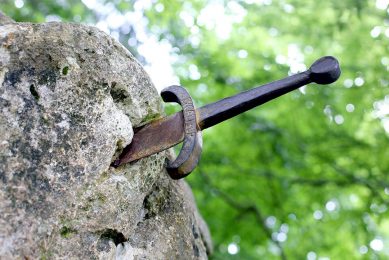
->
[0, 15, 211, 259]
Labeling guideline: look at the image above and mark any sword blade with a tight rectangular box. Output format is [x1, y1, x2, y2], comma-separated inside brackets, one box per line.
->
[114, 112, 185, 165]
[113, 56, 340, 167]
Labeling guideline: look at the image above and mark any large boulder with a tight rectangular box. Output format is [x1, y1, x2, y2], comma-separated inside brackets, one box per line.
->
[0, 14, 211, 259]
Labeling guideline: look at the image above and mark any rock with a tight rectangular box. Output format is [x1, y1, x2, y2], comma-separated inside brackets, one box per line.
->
[0, 11, 14, 25]
[0, 17, 211, 259]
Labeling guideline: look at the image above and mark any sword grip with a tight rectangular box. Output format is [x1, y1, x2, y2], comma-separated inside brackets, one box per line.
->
[197, 56, 340, 130]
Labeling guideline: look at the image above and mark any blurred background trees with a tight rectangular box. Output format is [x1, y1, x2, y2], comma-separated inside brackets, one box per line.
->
[2, 0, 389, 259]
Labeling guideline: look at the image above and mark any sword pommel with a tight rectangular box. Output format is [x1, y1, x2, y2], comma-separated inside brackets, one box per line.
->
[309, 56, 341, 84]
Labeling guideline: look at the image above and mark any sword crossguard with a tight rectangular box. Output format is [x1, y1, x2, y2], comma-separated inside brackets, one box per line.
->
[161, 85, 203, 179]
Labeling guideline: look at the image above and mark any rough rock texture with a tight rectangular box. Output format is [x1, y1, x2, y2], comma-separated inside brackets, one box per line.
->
[0, 15, 211, 259]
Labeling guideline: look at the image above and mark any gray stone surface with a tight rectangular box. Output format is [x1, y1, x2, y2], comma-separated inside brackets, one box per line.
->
[0, 11, 14, 25]
[0, 18, 211, 259]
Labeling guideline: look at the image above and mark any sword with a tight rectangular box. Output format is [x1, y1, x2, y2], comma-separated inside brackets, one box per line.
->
[113, 56, 341, 179]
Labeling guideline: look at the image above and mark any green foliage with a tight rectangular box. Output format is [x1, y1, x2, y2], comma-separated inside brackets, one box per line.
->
[2, 0, 94, 23]
[3, 0, 389, 258]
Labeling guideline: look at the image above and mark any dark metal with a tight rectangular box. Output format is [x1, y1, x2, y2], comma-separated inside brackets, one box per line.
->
[160, 86, 203, 179]
[112, 112, 185, 165]
[197, 56, 341, 129]
[113, 56, 341, 178]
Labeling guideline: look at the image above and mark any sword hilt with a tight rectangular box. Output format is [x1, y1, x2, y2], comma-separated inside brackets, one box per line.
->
[161, 56, 340, 179]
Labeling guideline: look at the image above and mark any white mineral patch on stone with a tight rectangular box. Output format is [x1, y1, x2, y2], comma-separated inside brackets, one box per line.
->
[0, 47, 10, 65]
[56, 120, 70, 130]
[0, 68, 7, 88]
[66, 56, 80, 69]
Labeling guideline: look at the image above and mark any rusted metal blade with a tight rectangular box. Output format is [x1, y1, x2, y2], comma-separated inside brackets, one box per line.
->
[112, 112, 185, 166]
[113, 56, 340, 167]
